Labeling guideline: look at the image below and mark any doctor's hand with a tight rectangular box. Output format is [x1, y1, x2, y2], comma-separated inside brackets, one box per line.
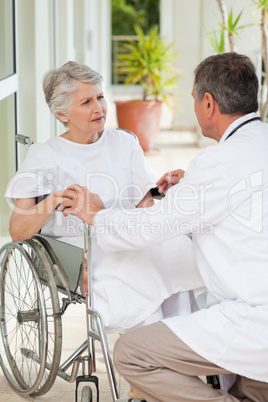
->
[156, 169, 185, 194]
[55, 184, 105, 225]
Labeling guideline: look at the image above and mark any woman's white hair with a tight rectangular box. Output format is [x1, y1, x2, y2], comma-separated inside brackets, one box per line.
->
[43, 61, 103, 127]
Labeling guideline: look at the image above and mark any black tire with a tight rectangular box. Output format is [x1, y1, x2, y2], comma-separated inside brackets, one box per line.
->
[81, 385, 93, 402]
[0, 240, 62, 396]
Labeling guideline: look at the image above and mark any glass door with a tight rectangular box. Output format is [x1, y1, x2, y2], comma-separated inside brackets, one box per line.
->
[0, 0, 15, 79]
[0, 0, 17, 240]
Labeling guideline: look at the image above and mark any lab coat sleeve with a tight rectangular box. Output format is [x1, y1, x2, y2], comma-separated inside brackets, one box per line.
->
[93, 147, 230, 252]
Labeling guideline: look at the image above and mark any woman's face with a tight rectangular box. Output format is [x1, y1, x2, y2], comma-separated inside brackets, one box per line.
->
[61, 81, 107, 142]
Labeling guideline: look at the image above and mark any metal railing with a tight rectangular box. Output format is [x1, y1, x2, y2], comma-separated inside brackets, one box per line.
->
[111, 35, 138, 85]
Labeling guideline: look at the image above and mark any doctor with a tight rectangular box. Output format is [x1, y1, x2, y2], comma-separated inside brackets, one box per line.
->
[58, 53, 268, 401]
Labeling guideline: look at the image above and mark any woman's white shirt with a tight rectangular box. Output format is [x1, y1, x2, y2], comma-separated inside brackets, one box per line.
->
[5, 128, 204, 333]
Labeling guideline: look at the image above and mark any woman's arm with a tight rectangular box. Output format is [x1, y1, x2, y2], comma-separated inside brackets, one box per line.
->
[9, 193, 64, 242]
[136, 190, 154, 208]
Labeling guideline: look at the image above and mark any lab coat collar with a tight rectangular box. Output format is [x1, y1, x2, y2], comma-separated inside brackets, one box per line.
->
[219, 112, 260, 143]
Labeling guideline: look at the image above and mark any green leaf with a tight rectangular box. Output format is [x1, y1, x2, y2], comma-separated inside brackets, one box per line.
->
[206, 29, 225, 54]
[116, 24, 180, 105]
[251, 0, 268, 10]
[217, 7, 253, 37]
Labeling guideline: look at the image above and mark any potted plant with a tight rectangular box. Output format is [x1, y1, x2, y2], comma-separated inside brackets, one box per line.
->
[115, 24, 180, 152]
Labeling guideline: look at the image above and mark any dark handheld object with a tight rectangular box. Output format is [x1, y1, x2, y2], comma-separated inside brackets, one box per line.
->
[151, 186, 165, 200]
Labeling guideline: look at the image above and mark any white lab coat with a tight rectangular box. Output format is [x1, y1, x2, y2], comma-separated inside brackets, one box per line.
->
[94, 113, 268, 382]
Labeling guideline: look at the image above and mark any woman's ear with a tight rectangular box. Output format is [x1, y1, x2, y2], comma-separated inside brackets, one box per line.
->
[56, 112, 68, 123]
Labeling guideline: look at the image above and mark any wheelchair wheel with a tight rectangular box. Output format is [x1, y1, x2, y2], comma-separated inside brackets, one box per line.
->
[81, 386, 93, 402]
[0, 240, 62, 396]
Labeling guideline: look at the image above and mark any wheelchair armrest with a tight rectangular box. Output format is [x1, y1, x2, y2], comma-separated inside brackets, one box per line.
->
[150, 186, 165, 200]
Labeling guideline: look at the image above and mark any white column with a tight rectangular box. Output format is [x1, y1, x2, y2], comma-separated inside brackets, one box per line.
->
[99, 0, 111, 87]
[75, 0, 90, 65]
[76, 0, 111, 85]
[34, 0, 53, 143]
[86, 0, 99, 69]
[89, 0, 112, 126]
[160, 0, 174, 41]
[56, 0, 76, 66]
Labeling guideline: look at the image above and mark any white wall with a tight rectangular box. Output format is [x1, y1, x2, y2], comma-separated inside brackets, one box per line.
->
[161, 0, 262, 129]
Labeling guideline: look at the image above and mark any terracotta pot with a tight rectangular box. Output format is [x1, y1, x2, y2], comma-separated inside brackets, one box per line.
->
[115, 100, 162, 152]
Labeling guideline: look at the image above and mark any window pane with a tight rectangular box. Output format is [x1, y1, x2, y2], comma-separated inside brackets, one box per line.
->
[0, 94, 16, 238]
[0, 0, 15, 79]
[111, 0, 160, 85]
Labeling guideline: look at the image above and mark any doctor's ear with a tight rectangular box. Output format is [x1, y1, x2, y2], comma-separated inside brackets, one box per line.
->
[204, 92, 216, 116]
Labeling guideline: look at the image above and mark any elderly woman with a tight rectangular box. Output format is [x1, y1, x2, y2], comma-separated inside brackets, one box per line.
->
[5, 61, 203, 336]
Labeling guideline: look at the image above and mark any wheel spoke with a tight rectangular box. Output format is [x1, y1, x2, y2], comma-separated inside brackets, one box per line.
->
[0, 240, 62, 396]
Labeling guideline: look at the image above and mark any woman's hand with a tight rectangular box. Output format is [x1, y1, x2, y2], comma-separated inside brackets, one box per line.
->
[156, 169, 185, 195]
[136, 190, 154, 208]
[55, 184, 105, 225]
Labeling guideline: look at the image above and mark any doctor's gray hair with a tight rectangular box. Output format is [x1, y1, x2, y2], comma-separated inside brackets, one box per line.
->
[43, 61, 103, 127]
[193, 52, 258, 115]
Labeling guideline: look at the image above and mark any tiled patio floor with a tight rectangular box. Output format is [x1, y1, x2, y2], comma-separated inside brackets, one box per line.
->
[0, 129, 204, 401]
